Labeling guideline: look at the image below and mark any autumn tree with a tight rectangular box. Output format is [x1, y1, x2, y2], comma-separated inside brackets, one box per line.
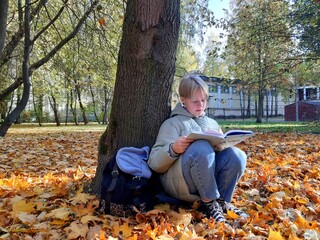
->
[0, 0, 99, 136]
[225, 0, 296, 123]
[290, 0, 320, 58]
[90, 0, 180, 194]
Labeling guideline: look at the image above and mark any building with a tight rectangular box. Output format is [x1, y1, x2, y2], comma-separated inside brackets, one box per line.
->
[200, 76, 295, 119]
[284, 101, 320, 121]
[284, 86, 320, 121]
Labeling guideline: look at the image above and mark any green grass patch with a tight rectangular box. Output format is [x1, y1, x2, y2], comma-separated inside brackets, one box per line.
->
[6, 120, 320, 135]
[218, 119, 320, 134]
[7, 123, 106, 135]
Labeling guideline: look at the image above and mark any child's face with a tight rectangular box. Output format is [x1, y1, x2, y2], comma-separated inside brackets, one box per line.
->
[181, 89, 207, 117]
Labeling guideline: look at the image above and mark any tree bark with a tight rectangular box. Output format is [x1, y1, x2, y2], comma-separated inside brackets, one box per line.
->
[74, 83, 88, 125]
[88, 0, 180, 195]
[0, 0, 9, 54]
[48, 95, 61, 126]
[256, 89, 264, 123]
[0, 0, 31, 137]
[89, 84, 101, 124]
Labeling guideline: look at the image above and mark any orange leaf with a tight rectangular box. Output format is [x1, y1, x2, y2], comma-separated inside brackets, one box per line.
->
[295, 214, 318, 229]
[98, 17, 106, 26]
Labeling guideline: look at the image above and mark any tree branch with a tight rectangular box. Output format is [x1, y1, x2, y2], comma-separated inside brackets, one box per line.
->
[0, 0, 100, 102]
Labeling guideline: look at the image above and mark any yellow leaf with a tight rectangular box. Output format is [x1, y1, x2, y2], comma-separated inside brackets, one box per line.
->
[64, 221, 89, 239]
[227, 209, 240, 219]
[293, 195, 309, 204]
[169, 210, 192, 226]
[69, 193, 94, 205]
[288, 232, 301, 240]
[80, 215, 103, 224]
[268, 228, 285, 240]
[50, 219, 67, 225]
[293, 180, 300, 190]
[46, 207, 72, 220]
[12, 200, 36, 216]
[112, 222, 132, 238]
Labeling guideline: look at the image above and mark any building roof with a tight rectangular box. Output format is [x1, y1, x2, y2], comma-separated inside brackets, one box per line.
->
[286, 101, 320, 107]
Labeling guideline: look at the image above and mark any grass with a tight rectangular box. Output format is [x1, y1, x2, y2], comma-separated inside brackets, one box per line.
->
[218, 119, 320, 134]
[6, 119, 320, 135]
[7, 122, 107, 135]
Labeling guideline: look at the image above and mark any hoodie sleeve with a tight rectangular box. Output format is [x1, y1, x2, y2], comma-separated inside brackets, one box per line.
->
[148, 119, 181, 173]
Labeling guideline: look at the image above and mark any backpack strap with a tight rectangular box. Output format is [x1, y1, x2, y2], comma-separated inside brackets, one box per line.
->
[104, 162, 120, 213]
[131, 176, 142, 210]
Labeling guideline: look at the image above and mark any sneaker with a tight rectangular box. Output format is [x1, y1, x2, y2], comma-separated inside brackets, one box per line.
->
[217, 198, 249, 219]
[202, 200, 226, 223]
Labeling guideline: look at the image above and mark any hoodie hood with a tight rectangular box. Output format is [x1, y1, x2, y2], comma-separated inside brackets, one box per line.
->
[170, 102, 205, 119]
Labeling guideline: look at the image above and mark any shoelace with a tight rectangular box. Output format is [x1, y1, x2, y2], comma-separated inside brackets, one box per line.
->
[217, 198, 249, 218]
[205, 200, 226, 222]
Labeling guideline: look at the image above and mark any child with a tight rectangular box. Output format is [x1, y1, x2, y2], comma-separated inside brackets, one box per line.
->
[148, 74, 248, 224]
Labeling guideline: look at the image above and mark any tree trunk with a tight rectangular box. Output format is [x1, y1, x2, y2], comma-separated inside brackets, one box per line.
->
[88, 0, 180, 195]
[102, 86, 109, 125]
[48, 94, 61, 126]
[256, 89, 264, 123]
[32, 91, 43, 127]
[0, 0, 31, 137]
[70, 90, 78, 125]
[74, 83, 88, 125]
[64, 89, 70, 125]
[265, 91, 269, 122]
[89, 84, 101, 124]
[0, 0, 9, 54]
[246, 91, 251, 118]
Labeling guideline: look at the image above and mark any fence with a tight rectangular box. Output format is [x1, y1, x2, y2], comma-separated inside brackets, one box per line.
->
[206, 107, 284, 120]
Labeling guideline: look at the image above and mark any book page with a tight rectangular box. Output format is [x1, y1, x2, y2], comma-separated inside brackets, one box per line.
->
[187, 129, 254, 147]
[187, 132, 226, 146]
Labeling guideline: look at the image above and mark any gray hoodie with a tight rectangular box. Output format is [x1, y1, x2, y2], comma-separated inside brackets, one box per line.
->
[148, 103, 221, 202]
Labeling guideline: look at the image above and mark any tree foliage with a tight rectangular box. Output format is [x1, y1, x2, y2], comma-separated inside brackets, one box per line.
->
[290, 0, 320, 57]
[224, 0, 301, 122]
[0, 0, 121, 134]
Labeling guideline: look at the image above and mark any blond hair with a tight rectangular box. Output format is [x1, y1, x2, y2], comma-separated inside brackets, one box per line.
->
[179, 75, 209, 99]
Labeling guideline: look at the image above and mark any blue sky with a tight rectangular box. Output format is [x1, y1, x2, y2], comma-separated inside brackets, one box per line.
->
[208, 0, 230, 19]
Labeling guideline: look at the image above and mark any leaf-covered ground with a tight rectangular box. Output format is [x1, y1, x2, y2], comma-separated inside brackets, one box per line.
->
[0, 127, 319, 239]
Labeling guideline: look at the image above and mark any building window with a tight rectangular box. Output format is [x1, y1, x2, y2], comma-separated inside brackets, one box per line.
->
[221, 86, 229, 93]
[209, 85, 217, 93]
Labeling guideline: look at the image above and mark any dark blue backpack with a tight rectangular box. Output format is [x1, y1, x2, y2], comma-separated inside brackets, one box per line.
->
[98, 146, 157, 217]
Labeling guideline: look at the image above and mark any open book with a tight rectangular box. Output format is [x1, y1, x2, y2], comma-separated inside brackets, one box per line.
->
[187, 129, 254, 148]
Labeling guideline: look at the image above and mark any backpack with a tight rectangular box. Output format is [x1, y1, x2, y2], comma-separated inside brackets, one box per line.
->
[98, 146, 157, 217]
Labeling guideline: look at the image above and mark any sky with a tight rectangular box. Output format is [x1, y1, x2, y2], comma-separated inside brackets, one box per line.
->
[206, 0, 230, 38]
[195, 0, 231, 69]
[208, 0, 230, 20]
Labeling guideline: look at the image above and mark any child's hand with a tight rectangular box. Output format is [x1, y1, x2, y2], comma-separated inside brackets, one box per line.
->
[172, 136, 194, 154]
[213, 144, 225, 151]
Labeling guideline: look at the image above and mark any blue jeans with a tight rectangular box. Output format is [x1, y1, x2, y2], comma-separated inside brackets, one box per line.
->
[181, 140, 247, 202]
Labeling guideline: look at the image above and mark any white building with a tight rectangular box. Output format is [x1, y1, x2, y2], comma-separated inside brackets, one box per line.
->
[203, 76, 296, 119]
